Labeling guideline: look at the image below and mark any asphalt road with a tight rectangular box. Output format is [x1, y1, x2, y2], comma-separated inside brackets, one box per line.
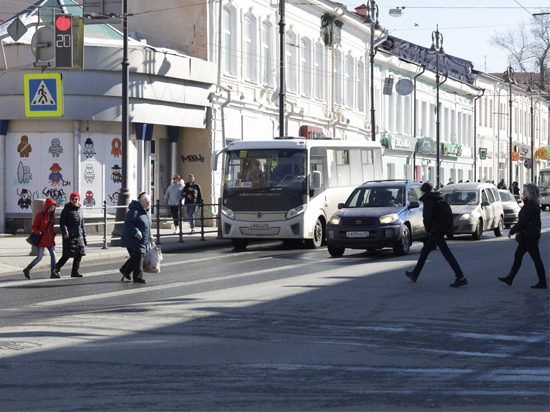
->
[0, 216, 549, 411]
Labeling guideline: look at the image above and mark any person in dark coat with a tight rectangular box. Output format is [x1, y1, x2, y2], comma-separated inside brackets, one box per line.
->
[405, 182, 468, 288]
[499, 183, 547, 289]
[23, 198, 58, 279]
[182, 174, 203, 234]
[120, 192, 153, 284]
[53, 192, 86, 278]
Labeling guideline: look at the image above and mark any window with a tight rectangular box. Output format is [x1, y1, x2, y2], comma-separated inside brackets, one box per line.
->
[243, 15, 257, 82]
[261, 21, 274, 87]
[222, 7, 236, 76]
[345, 55, 354, 107]
[300, 37, 312, 96]
[334, 50, 342, 105]
[314, 43, 324, 100]
[286, 31, 297, 92]
[357, 60, 365, 112]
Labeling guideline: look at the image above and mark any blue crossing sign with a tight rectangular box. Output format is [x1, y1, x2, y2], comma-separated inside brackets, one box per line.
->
[24, 73, 63, 117]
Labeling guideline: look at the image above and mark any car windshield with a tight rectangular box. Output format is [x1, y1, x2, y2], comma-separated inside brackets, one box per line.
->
[499, 191, 514, 202]
[345, 187, 405, 208]
[442, 191, 478, 205]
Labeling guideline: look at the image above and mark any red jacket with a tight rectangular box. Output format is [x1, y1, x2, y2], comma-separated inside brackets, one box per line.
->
[32, 198, 57, 248]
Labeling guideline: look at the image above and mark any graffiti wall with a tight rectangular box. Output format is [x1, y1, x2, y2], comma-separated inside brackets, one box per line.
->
[6, 132, 137, 215]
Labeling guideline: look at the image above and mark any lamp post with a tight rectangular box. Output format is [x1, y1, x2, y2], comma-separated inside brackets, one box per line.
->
[526, 77, 539, 182]
[428, 26, 445, 187]
[363, 0, 383, 142]
[503, 65, 515, 192]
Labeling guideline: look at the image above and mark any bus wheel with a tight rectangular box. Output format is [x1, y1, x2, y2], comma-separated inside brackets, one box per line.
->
[306, 218, 324, 249]
[327, 244, 345, 257]
[231, 239, 249, 250]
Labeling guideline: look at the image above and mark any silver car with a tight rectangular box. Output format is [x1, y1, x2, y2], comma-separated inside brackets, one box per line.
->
[439, 183, 504, 240]
[499, 189, 521, 228]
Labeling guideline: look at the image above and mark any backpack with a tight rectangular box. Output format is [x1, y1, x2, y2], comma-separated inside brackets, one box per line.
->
[434, 199, 454, 230]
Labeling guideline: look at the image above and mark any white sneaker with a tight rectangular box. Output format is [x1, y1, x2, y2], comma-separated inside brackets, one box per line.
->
[173, 229, 179, 234]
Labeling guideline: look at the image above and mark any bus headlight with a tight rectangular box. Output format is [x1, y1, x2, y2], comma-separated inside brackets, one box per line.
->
[329, 215, 341, 225]
[286, 204, 306, 219]
[222, 206, 235, 220]
[379, 213, 398, 224]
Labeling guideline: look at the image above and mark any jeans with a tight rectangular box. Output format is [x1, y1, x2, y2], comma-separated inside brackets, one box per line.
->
[120, 248, 145, 280]
[411, 233, 464, 278]
[28, 246, 56, 270]
[186, 204, 197, 230]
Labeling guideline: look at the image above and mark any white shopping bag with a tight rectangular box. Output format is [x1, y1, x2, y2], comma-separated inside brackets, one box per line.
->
[143, 245, 163, 273]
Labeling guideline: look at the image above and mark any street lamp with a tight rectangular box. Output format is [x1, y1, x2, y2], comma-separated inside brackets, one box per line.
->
[526, 77, 539, 182]
[503, 65, 515, 192]
[428, 26, 445, 187]
[363, 0, 383, 142]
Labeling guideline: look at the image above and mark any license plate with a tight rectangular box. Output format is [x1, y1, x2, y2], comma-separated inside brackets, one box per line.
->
[347, 231, 368, 238]
[249, 223, 270, 230]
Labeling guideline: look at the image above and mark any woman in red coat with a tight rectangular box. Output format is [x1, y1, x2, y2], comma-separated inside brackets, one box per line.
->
[23, 198, 58, 279]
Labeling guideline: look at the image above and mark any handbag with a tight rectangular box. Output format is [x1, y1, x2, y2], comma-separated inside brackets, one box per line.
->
[26, 231, 44, 246]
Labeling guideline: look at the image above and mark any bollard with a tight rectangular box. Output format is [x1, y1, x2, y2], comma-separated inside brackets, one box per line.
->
[102, 200, 108, 249]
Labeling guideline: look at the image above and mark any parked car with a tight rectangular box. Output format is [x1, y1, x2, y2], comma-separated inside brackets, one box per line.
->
[438, 183, 504, 240]
[499, 189, 521, 228]
[325, 180, 427, 257]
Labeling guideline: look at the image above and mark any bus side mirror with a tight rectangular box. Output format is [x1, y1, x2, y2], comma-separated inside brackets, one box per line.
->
[312, 170, 322, 190]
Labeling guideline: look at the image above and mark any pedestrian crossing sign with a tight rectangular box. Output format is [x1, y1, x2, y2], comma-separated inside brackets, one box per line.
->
[24, 73, 63, 117]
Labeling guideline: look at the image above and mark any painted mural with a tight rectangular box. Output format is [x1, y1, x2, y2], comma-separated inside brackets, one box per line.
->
[6, 132, 137, 215]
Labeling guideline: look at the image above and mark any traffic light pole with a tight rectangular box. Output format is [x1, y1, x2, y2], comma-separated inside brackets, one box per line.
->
[111, 0, 130, 245]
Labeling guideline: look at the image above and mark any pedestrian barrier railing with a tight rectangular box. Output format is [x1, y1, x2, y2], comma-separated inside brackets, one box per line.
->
[50, 201, 218, 250]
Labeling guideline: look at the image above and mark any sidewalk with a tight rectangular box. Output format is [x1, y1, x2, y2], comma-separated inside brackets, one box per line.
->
[0, 226, 230, 276]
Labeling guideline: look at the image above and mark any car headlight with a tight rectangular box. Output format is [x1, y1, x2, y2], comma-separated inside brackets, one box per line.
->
[329, 215, 341, 225]
[379, 213, 398, 224]
[222, 206, 235, 220]
[286, 204, 306, 219]
[458, 213, 471, 221]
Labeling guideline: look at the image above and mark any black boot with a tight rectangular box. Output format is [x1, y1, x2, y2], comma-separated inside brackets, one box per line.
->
[498, 272, 516, 286]
[71, 257, 83, 277]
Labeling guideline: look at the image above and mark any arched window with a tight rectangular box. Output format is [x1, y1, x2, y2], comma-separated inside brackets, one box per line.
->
[261, 21, 275, 87]
[314, 42, 324, 100]
[222, 6, 237, 76]
[345, 55, 354, 108]
[357, 60, 365, 112]
[300, 37, 312, 97]
[286, 31, 297, 93]
[243, 14, 258, 82]
[334, 49, 342, 105]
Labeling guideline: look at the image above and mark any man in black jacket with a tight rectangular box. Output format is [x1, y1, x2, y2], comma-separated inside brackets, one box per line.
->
[405, 182, 468, 288]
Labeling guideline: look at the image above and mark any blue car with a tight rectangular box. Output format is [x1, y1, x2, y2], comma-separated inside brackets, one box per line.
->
[326, 180, 427, 257]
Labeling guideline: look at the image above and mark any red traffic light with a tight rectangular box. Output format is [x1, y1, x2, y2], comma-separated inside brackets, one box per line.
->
[55, 15, 71, 32]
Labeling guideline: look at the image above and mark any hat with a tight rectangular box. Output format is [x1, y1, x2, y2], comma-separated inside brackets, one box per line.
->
[420, 182, 433, 193]
[70, 191, 80, 201]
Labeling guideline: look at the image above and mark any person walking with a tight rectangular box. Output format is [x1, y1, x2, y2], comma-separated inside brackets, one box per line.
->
[405, 182, 468, 288]
[164, 174, 184, 234]
[52, 192, 86, 278]
[23, 198, 58, 279]
[511, 181, 520, 195]
[497, 179, 506, 189]
[120, 192, 154, 284]
[182, 174, 203, 234]
[498, 183, 547, 289]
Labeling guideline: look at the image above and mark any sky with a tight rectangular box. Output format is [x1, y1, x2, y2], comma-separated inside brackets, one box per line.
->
[344, 0, 549, 75]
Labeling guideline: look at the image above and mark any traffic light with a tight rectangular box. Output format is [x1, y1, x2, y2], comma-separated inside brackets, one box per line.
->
[55, 14, 73, 68]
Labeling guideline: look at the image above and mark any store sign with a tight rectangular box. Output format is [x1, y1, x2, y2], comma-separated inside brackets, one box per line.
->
[416, 137, 436, 155]
[442, 143, 462, 157]
[389, 134, 416, 152]
[535, 147, 549, 160]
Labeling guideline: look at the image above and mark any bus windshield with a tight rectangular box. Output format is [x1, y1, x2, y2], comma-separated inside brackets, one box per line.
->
[223, 148, 307, 211]
[539, 170, 550, 189]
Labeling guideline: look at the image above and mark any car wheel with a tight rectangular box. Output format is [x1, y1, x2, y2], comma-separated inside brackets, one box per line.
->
[393, 225, 411, 256]
[494, 216, 504, 237]
[305, 218, 324, 249]
[472, 219, 483, 240]
[231, 238, 249, 250]
[327, 244, 345, 257]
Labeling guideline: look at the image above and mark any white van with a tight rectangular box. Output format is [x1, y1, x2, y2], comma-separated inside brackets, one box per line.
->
[439, 183, 504, 240]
